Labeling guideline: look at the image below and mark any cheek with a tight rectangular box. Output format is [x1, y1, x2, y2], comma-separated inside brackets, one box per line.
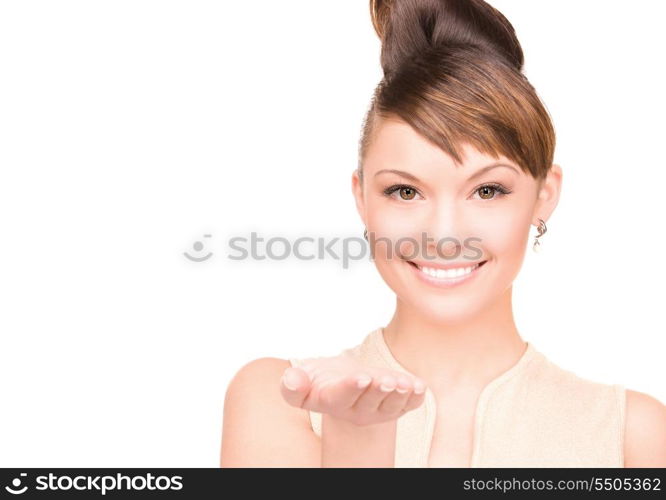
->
[367, 208, 419, 260]
[479, 210, 532, 276]
[485, 216, 525, 250]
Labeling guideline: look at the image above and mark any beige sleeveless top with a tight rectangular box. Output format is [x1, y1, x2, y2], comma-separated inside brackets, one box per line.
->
[289, 327, 626, 468]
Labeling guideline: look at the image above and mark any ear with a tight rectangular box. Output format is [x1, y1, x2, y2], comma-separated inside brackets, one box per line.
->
[534, 163, 563, 225]
[351, 168, 367, 228]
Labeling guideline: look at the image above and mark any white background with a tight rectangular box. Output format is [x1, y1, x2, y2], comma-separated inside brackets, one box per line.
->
[1, 0, 664, 467]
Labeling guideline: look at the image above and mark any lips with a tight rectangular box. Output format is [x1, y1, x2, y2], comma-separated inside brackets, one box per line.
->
[405, 258, 488, 287]
[407, 260, 488, 271]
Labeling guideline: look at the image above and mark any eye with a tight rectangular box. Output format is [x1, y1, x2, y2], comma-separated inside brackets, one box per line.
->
[473, 183, 512, 200]
[383, 184, 422, 201]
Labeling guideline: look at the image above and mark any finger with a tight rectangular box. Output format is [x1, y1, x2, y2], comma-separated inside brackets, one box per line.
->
[403, 379, 427, 411]
[352, 373, 397, 413]
[280, 367, 312, 408]
[377, 376, 413, 414]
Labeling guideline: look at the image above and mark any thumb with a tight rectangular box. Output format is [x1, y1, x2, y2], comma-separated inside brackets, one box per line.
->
[280, 367, 311, 408]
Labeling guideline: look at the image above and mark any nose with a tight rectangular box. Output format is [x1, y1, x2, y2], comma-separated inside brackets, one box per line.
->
[423, 199, 464, 261]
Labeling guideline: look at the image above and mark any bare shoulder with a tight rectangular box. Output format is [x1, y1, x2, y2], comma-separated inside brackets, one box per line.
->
[219, 357, 320, 467]
[624, 388, 666, 467]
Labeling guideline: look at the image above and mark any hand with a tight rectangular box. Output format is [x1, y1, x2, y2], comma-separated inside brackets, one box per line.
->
[280, 353, 427, 426]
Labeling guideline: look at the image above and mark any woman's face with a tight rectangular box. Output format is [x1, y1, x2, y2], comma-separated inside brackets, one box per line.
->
[352, 117, 560, 324]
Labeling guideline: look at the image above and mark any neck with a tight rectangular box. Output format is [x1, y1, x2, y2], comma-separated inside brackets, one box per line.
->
[382, 286, 526, 393]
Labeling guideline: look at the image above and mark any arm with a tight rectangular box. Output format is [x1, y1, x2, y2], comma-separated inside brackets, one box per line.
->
[321, 413, 397, 467]
[220, 357, 402, 467]
[624, 389, 666, 467]
[220, 357, 320, 467]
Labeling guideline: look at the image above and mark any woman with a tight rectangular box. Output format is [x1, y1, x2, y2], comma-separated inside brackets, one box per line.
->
[220, 0, 666, 467]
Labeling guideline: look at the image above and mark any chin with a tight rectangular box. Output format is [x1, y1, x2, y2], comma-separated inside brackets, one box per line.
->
[400, 292, 487, 325]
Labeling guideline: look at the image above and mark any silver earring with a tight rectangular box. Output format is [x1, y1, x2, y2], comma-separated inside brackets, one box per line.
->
[533, 218, 547, 253]
[363, 228, 368, 241]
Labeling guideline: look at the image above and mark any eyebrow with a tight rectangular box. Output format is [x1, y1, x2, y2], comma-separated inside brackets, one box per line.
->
[374, 162, 520, 182]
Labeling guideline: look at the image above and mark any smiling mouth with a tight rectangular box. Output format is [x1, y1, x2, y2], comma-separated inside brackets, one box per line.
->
[407, 260, 488, 279]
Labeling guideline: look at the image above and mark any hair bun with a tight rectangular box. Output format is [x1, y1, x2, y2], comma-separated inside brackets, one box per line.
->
[370, 0, 524, 77]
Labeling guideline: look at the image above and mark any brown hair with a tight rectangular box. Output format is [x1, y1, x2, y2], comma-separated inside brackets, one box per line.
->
[359, 0, 555, 184]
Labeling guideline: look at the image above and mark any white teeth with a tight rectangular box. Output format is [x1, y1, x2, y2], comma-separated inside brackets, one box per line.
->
[417, 263, 480, 279]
